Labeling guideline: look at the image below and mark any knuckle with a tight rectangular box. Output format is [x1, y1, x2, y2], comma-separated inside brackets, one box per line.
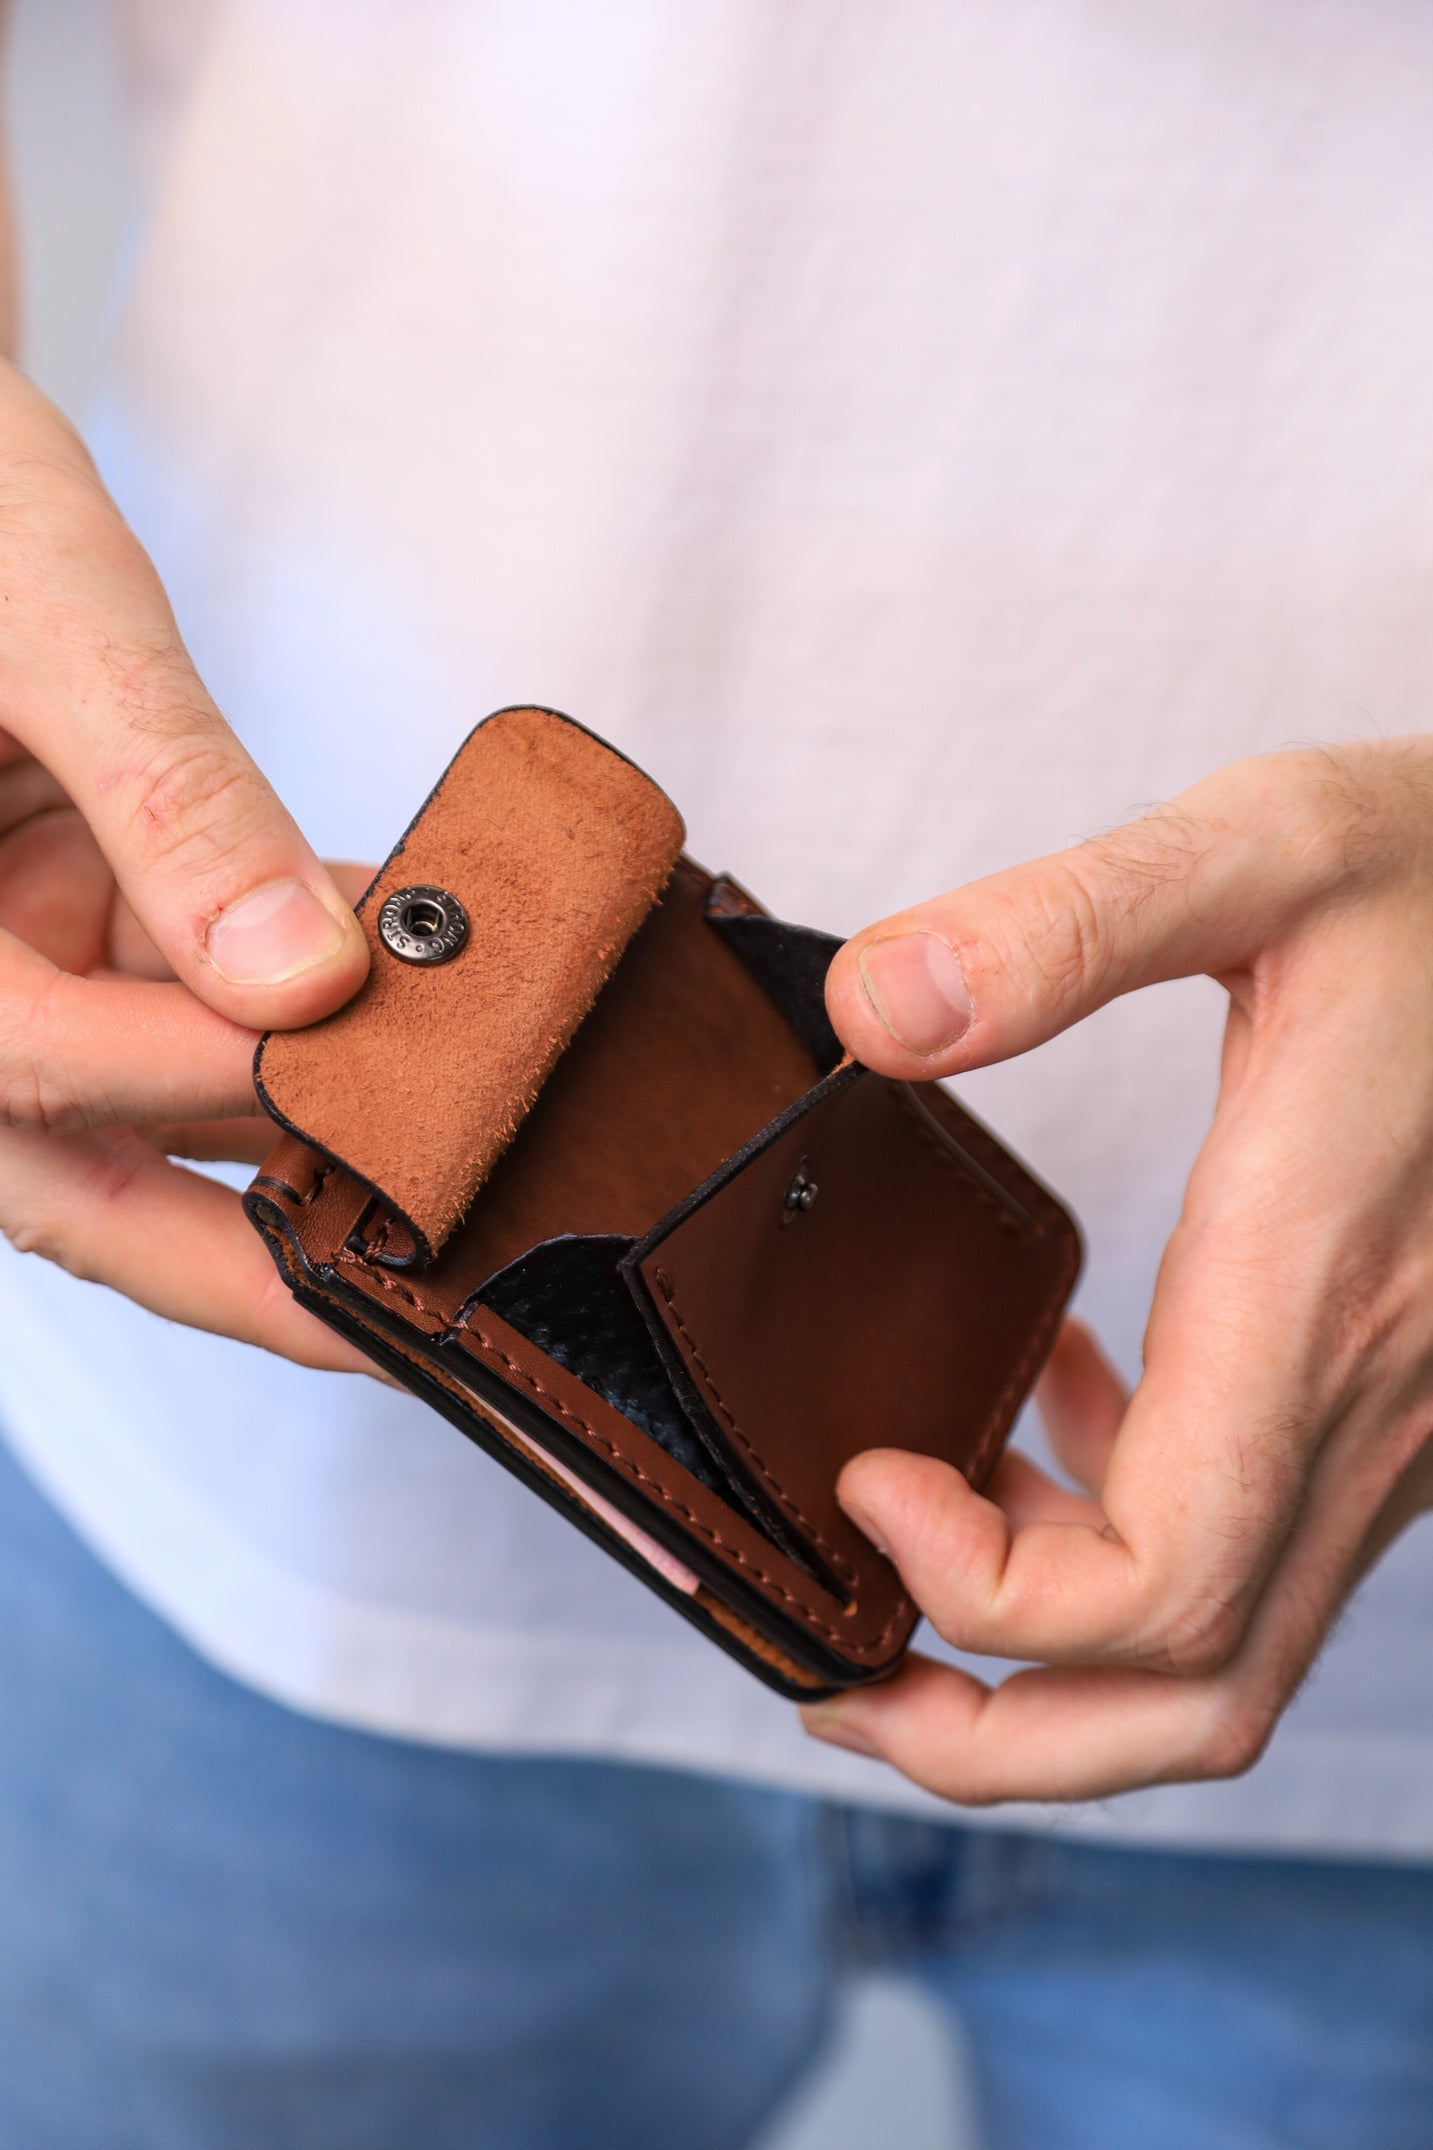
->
[935, 1774, 1002, 1810]
[991, 860, 1109, 1012]
[0, 466, 140, 685]
[917, 1516, 1011, 1650]
[1079, 807, 1207, 908]
[0, 438, 105, 552]
[996, 805, 1203, 1013]
[923, 1596, 984, 1655]
[1195, 1688, 1278, 1781]
[0, 1209, 60, 1263]
[1269, 743, 1416, 898]
[98, 619, 202, 730]
[1144, 1585, 1247, 1678]
[0, 1131, 148, 1281]
[121, 718, 270, 881]
[0, 991, 74, 1134]
[0, 1052, 53, 1132]
[0, 1185, 78, 1269]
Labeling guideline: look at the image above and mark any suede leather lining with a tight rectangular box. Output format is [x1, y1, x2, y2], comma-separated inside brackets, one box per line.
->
[343, 858, 822, 1297]
[253, 708, 684, 1262]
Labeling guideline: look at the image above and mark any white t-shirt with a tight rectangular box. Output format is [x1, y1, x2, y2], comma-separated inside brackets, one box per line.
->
[4, 0, 1433, 1857]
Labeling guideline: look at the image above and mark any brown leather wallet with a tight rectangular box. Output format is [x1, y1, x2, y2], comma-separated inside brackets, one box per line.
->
[244, 708, 1081, 1698]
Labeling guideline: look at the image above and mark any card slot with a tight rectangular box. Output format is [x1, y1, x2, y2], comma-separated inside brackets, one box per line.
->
[468, 1230, 852, 1603]
[474, 1235, 710, 1483]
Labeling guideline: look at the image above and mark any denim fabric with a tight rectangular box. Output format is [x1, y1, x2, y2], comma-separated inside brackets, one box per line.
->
[830, 1811, 1433, 2150]
[2, 1430, 1431, 2150]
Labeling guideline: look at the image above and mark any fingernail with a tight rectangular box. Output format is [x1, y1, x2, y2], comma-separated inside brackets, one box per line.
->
[207, 880, 348, 985]
[801, 1707, 878, 1757]
[857, 933, 972, 1055]
[839, 1499, 892, 1560]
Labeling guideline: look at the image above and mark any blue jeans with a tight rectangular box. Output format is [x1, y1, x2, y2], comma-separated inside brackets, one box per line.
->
[2, 1432, 1431, 2150]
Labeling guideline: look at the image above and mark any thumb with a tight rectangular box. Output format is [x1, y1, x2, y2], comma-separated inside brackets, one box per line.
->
[45, 652, 370, 1033]
[825, 759, 1341, 1078]
[0, 368, 369, 1030]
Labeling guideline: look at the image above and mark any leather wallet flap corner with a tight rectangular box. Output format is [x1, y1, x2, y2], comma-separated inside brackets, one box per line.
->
[253, 707, 684, 1264]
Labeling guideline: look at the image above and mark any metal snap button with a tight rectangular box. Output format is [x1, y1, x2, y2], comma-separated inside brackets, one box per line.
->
[377, 885, 469, 966]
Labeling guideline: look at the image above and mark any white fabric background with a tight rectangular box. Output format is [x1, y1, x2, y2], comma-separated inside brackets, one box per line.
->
[3, 0, 1433, 1880]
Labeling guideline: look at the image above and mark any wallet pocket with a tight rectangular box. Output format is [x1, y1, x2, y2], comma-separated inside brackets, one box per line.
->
[628, 1068, 1079, 1601]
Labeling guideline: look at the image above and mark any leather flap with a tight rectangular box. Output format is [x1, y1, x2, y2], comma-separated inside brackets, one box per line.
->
[629, 1070, 1081, 1586]
[253, 707, 685, 1264]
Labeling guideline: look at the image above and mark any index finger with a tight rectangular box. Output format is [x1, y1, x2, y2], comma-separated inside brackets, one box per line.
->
[0, 928, 257, 1127]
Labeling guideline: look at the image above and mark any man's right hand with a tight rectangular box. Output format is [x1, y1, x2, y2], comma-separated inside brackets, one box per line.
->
[0, 363, 376, 1374]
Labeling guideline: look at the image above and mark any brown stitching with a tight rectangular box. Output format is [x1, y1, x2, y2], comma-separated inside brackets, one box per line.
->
[334, 1245, 908, 1657]
[893, 1087, 1032, 1239]
[303, 1273, 907, 1665]
[354, 1207, 420, 1266]
[445, 1307, 908, 1659]
[258, 1161, 337, 1209]
[334, 1248, 446, 1323]
[328, 1075, 1077, 1661]
[890, 1087, 1078, 1482]
[651, 1266, 861, 1589]
[892, 1086, 1077, 1481]
[967, 1233, 1081, 1485]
